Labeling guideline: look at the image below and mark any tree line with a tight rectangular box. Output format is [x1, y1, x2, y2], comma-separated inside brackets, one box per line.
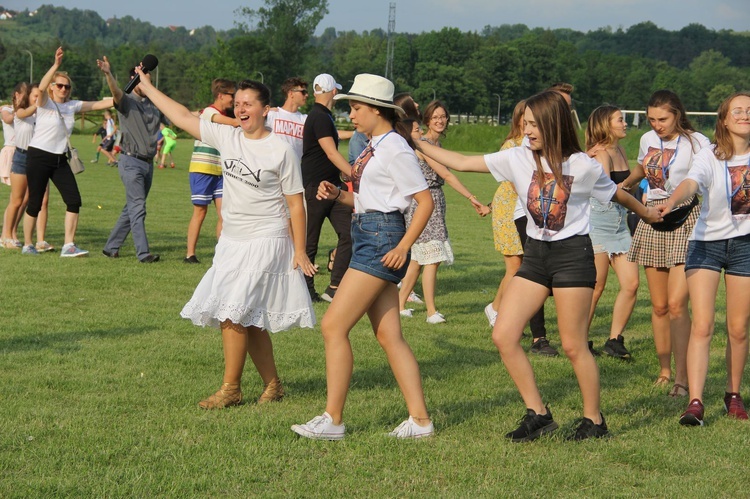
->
[1, 2, 748, 119]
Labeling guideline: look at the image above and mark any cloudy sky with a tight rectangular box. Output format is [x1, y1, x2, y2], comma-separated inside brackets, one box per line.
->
[5, 0, 748, 33]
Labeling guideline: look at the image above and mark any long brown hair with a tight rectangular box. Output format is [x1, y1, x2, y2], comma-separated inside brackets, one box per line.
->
[504, 99, 526, 143]
[525, 91, 582, 194]
[647, 90, 699, 151]
[713, 91, 750, 161]
[585, 105, 620, 150]
[12, 81, 28, 110]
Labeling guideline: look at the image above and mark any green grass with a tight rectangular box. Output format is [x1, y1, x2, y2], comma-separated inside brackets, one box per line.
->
[0, 132, 746, 497]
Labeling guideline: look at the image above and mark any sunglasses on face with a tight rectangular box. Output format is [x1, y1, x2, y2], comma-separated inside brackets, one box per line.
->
[293, 89, 309, 95]
[54, 83, 72, 90]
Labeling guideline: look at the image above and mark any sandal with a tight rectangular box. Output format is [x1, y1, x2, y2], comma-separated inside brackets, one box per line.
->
[198, 382, 242, 409]
[257, 378, 284, 404]
[327, 249, 335, 272]
[668, 383, 688, 398]
[653, 375, 671, 387]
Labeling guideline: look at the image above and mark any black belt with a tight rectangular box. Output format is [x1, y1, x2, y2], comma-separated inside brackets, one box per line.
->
[123, 151, 153, 163]
[16, 147, 27, 153]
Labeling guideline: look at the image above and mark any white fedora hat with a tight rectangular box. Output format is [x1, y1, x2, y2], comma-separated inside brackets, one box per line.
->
[334, 73, 404, 114]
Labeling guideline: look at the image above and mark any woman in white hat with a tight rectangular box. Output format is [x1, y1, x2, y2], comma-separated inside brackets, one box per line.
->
[292, 74, 436, 440]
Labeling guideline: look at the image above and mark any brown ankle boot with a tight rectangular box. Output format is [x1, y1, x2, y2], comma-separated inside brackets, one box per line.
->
[257, 378, 284, 404]
[198, 382, 242, 409]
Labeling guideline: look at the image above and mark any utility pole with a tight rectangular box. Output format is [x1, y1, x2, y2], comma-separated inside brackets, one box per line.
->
[384, 3, 396, 81]
[23, 50, 33, 82]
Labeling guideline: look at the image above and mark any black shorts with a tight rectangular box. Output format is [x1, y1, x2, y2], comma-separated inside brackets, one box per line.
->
[515, 235, 596, 289]
[100, 136, 115, 151]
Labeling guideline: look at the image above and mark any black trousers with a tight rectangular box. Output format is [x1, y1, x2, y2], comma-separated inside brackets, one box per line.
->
[26, 147, 81, 216]
[304, 183, 353, 293]
[514, 216, 548, 339]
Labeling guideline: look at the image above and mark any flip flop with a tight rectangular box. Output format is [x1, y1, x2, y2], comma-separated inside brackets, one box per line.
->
[668, 383, 688, 398]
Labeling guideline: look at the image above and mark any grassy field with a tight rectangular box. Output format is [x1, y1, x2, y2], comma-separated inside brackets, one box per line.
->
[0, 131, 746, 497]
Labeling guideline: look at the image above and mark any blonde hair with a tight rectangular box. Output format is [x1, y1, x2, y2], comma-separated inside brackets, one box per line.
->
[504, 99, 526, 143]
[713, 91, 750, 161]
[48, 72, 73, 102]
[585, 105, 620, 150]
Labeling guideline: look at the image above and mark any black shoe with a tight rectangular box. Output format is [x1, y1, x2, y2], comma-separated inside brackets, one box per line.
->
[603, 335, 631, 359]
[139, 254, 160, 263]
[588, 340, 601, 357]
[183, 255, 200, 264]
[530, 337, 559, 357]
[569, 414, 609, 441]
[309, 291, 323, 303]
[102, 249, 119, 258]
[321, 285, 337, 303]
[505, 406, 559, 442]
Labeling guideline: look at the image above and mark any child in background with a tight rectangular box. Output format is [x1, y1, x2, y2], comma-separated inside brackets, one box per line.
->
[158, 123, 177, 168]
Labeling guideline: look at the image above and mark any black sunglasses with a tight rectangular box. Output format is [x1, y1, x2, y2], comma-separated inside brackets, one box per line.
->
[54, 83, 72, 90]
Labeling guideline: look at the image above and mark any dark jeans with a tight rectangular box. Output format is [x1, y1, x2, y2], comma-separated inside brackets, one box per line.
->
[26, 147, 81, 216]
[304, 183, 353, 293]
[514, 216, 547, 339]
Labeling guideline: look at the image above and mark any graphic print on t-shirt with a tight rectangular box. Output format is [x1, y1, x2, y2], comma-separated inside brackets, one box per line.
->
[527, 172, 574, 234]
[272, 119, 304, 140]
[729, 165, 750, 217]
[643, 146, 675, 190]
[224, 157, 262, 187]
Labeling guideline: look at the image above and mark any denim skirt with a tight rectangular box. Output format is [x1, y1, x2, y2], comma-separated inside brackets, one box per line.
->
[349, 211, 410, 284]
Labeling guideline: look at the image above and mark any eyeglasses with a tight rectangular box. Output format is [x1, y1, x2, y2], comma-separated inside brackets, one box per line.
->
[293, 89, 309, 95]
[223, 92, 235, 98]
[431, 115, 448, 121]
[730, 108, 750, 118]
[54, 83, 71, 90]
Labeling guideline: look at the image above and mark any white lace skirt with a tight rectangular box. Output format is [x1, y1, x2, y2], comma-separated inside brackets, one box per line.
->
[181, 229, 316, 332]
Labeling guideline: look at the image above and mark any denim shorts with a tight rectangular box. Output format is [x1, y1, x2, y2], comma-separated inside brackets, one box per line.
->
[516, 234, 596, 289]
[349, 211, 410, 284]
[685, 235, 750, 276]
[11, 148, 27, 175]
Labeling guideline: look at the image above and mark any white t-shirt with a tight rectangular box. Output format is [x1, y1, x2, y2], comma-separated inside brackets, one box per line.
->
[28, 99, 83, 154]
[199, 119, 303, 239]
[353, 131, 428, 214]
[105, 117, 115, 137]
[484, 147, 617, 241]
[638, 130, 710, 201]
[1, 106, 14, 147]
[13, 114, 35, 150]
[266, 108, 306, 159]
[687, 146, 750, 241]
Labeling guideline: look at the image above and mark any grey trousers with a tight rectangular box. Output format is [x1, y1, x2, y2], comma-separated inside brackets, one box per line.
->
[104, 154, 154, 259]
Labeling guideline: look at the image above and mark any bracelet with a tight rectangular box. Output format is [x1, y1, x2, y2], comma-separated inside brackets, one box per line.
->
[333, 187, 342, 201]
[467, 194, 476, 200]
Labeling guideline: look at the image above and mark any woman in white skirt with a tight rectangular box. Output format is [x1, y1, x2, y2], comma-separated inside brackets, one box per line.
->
[135, 69, 317, 409]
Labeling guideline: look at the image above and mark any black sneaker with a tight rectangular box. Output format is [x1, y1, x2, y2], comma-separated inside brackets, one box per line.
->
[321, 285, 337, 303]
[309, 291, 324, 303]
[505, 406, 559, 442]
[569, 414, 609, 441]
[603, 335, 631, 359]
[530, 337, 559, 357]
[139, 254, 160, 263]
[588, 340, 601, 357]
[183, 255, 200, 264]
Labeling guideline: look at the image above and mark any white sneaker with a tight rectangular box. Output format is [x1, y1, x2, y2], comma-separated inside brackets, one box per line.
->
[400, 309, 414, 317]
[291, 412, 345, 441]
[388, 416, 434, 439]
[407, 291, 424, 304]
[426, 312, 446, 324]
[484, 303, 497, 327]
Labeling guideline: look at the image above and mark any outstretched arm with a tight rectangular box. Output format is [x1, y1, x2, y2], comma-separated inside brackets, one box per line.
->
[416, 140, 490, 173]
[132, 67, 201, 139]
[38, 46, 64, 108]
[419, 151, 490, 216]
[612, 188, 661, 224]
[655, 179, 699, 217]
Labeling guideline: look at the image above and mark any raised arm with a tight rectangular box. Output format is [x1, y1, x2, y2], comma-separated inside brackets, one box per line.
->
[416, 139, 489, 173]
[96, 56, 124, 105]
[132, 67, 201, 140]
[37, 46, 64, 107]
